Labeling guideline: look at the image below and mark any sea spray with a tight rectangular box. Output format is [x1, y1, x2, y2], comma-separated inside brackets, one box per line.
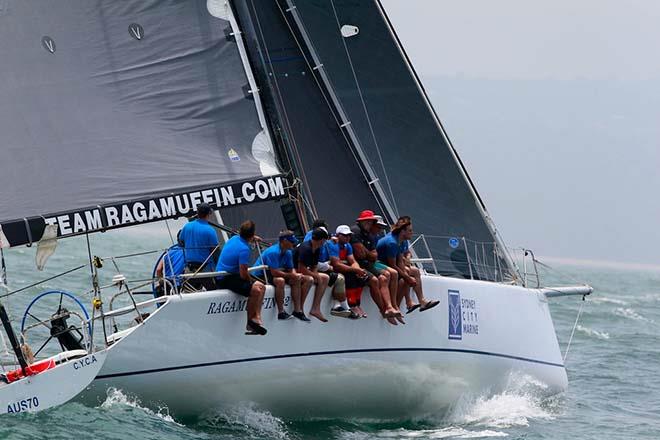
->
[448, 372, 559, 429]
[197, 402, 289, 439]
[100, 388, 181, 426]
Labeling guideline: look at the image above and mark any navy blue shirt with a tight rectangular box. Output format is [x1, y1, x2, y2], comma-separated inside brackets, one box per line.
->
[253, 243, 294, 270]
[216, 235, 251, 275]
[304, 230, 330, 262]
[179, 219, 219, 270]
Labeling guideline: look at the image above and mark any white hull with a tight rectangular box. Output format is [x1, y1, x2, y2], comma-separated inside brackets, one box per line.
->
[84, 275, 566, 418]
[1, 351, 107, 415]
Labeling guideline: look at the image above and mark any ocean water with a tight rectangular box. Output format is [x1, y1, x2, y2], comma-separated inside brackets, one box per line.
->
[0, 224, 658, 439]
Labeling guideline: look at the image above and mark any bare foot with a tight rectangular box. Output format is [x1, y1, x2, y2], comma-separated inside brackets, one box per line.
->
[357, 306, 367, 318]
[310, 310, 328, 322]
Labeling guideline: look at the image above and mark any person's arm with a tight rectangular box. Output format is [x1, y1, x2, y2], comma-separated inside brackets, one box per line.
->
[330, 255, 359, 274]
[297, 262, 317, 277]
[238, 247, 251, 281]
[347, 254, 367, 277]
[207, 230, 220, 266]
[156, 258, 165, 278]
[396, 253, 416, 285]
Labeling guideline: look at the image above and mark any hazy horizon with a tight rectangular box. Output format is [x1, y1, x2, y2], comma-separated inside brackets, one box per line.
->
[383, 0, 659, 266]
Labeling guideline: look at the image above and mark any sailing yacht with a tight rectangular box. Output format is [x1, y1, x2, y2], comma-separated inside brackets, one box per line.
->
[0, 0, 591, 417]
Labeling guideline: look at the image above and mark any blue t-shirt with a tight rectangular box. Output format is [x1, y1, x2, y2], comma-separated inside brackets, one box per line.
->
[216, 235, 251, 275]
[376, 232, 408, 262]
[160, 245, 185, 286]
[254, 243, 293, 271]
[327, 241, 353, 261]
[179, 219, 219, 270]
[303, 230, 330, 262]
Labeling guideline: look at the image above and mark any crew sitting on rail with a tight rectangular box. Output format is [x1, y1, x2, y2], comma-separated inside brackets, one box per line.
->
[252, 230, 312, 321]
[178, 203, 218, 291]
[350, 210, 402, 324]
[304, 220, 352, 319]
[293, 227, 330, 323]
[216, 220, 267, 335]
[154, 243, 185, 296]
[329, 225, 395, 320]
[377, 216, 439, 313]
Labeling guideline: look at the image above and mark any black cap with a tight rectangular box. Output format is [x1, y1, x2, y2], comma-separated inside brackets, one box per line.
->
[197, 203, 212, 217]
[311, 227, 329, 241]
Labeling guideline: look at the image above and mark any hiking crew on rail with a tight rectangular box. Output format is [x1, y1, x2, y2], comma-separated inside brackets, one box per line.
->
[167, 204, 439, 335]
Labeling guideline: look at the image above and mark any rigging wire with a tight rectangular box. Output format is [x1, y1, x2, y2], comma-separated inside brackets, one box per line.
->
[273, 0, 391, 220]
[327, 0, 399, 214]
[0, 264, 86, 300]
[563, 298, 585, 363]
[248, 0, 318, 219]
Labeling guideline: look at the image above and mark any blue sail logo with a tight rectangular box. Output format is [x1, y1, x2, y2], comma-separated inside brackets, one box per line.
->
[448, 289, 462, 340]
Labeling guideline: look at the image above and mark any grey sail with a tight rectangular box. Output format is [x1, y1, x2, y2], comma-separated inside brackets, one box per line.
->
[279, 0, 515, 280]
[226, 0, 391, 237]
[0, 0, 284, 247]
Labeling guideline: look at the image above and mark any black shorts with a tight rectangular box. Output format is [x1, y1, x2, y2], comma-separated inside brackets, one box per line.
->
[216, 273, 254, 297]
[344, 271, 370, 289]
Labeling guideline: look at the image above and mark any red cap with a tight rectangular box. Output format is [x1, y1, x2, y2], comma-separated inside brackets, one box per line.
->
[356, 210, 378, 221]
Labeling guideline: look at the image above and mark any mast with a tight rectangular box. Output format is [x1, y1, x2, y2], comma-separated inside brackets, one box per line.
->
[0, 304, 28, 373]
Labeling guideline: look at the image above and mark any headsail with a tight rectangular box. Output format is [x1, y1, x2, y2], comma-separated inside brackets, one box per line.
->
[277, 0, 516, 281]
[229, 0, 390, 238]
[0, 0, 284, 247]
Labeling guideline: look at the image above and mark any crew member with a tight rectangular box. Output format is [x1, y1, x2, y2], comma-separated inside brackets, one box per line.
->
[216, 220, 268, 335]
[329, 225, 401, 321]
[351, 210, 402, 323]
[253, 230, 312, 320]
[377, 217, 439, 313]
[155, 244, 185, 296]
[294, 227, 330, 322]
[178, 203, 219, 291]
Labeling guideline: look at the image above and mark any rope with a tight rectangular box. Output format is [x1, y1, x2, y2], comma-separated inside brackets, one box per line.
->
[0, 264, 86, 299]
[328, 0, 399, 215]
[563, 298, 585, 363]
[249, 0, 318, 219]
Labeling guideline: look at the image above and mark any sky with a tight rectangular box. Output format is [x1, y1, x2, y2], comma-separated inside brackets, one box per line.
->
[381, 0, 660, 266]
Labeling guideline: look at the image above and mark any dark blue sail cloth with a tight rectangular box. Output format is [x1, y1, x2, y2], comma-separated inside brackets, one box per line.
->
[224, 0, 387, 240]
[0, 0, 282, 247]
[279, 0, 514, 280]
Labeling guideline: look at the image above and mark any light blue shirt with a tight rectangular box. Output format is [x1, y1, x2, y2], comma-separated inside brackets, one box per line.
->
[216, 235, 251, 275]
[179, 219, 218, 270]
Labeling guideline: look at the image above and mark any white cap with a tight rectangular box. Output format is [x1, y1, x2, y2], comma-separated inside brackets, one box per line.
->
[335, 224, 352, 235]
[374, 215, 388, 228]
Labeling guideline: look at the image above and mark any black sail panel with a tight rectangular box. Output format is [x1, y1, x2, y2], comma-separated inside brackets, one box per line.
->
[0, 0, 282, 246]
[285, 0, 514, 280]
[229, 0, 385, 234]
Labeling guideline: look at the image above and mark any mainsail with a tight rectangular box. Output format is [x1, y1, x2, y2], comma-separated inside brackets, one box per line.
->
[0, 0, 284, 248]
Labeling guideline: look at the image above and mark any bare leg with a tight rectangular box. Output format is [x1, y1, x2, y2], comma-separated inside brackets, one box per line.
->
[273, 277, 286, 313]
[387, 268, 400, 311]
[247, 281, 266, 324]
[296, 275, 313, 313]
[332, 273, 346, 302]
[368, 276, 383, 313]
[309, 272, 329, 322]
[289, 274, 302, 313]
[408, 266, 426, 304]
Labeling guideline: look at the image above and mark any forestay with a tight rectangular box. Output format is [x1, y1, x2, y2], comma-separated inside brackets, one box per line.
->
[0, 0, 283, 248]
